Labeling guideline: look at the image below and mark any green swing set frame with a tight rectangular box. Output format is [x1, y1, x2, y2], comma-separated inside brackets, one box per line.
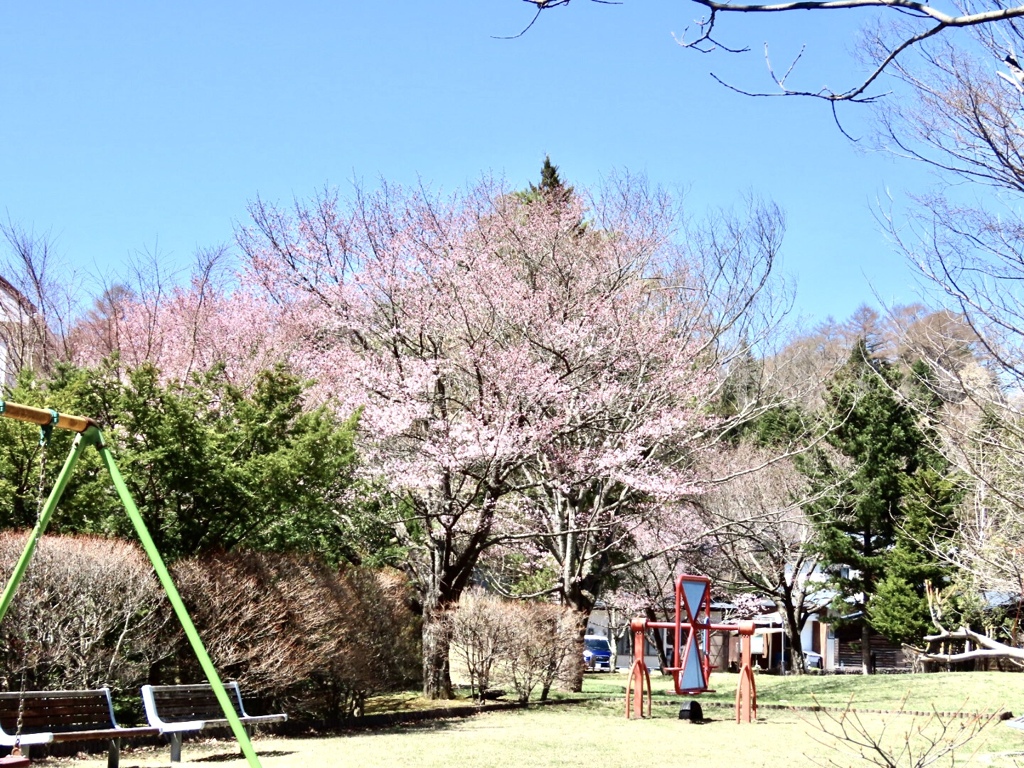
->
[0, 401, 265, 768]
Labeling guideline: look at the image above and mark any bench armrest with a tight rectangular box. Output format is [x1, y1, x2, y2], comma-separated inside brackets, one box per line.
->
[0, 731, 53, 747]
[158, 720, 207, 733]
[141, 685, 182, 730]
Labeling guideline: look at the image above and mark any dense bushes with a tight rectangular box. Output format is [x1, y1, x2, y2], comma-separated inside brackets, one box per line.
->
[0, 536, 420, 726]
[447, 589, 580, 704]
[0, 363, 376, 566]
[0, 532, 171, 692]
[170, 550, 420, 722]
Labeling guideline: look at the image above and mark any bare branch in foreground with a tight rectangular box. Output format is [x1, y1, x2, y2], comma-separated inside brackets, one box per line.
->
[518, 0, 1024, 101]
[809, 694, 998, 768]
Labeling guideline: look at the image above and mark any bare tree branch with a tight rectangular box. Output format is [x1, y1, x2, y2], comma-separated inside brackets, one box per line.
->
[520, 0, 1024, 101]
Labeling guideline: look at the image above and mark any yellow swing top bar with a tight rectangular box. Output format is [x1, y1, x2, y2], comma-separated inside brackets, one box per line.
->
[0, 401, 98, 433]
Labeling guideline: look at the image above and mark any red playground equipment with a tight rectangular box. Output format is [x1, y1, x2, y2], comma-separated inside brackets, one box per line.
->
[625, 575, 757, 723]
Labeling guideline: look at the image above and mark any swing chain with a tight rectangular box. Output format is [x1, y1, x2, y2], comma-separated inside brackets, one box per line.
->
[8, 411, 59, 755]
[35, 448, 47, 524]
[11, 669, 25, 754]
[38, 409, 57, 449]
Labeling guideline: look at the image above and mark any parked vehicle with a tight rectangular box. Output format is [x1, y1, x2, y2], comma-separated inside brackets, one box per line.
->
[583, 634, 614, 672]
[770, 649, 824, 672]
[804, 651, 823, 670]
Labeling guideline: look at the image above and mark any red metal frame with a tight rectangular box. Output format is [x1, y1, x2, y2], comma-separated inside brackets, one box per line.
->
[625, 574, 757, 723]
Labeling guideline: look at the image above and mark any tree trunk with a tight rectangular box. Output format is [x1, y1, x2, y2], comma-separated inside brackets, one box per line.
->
[782, 602, 805, 675]
[646, 606, 672, 674]
[565, 608, 590, 692]
[861, 621, 873, 675]
[421, 598, 453, 699]
[413, 486, 502, 700]
[562, 585, 597, 693]
[912, 625, 1024, 665]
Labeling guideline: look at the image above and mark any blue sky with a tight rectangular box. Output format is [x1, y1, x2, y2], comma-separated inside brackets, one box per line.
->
[0, 2, 940, 325]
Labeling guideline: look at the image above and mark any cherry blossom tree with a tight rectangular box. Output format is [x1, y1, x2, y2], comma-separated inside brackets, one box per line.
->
[601, 511, 721, 674]
[702, 443, 829, 672]
[235, 175, 787, 697]
[71, 247, 289, 391]
[489, 192, 786, 688]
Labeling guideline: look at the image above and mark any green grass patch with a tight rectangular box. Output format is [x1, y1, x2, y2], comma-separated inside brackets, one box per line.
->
[59, 697, 1024, 768]
[54, 672, 1024, 767]
[583, 670, 1024, 715]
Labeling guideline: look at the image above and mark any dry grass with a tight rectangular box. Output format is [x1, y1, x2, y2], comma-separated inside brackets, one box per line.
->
[362, 691, 481, 714]
[22, 670, 1024, 768]
[31, 696, 1024, 768]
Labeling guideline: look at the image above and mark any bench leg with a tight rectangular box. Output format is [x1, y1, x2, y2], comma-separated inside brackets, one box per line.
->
[107, 737, 121, 768]
[169, 733, 183, 763]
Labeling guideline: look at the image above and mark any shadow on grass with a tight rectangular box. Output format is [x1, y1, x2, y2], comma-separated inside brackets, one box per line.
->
[193, 749, 297, 762]
[352, 711, 510, 737]
[364, 692, 482, 715]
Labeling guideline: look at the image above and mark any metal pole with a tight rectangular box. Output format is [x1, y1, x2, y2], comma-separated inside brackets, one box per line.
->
[93, 432, 264, 768]
[736, 624, 756, 723]
[625, 619, 651, 719]
[781, 620, 786, 676]
[0, 404, 262, 766]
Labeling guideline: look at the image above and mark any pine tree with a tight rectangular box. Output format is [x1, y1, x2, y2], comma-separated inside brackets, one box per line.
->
[865, 359, 961, 645]
[804, 338, 931, 671]
[867, 466, 959, 644]
[520, 155, 573, 205]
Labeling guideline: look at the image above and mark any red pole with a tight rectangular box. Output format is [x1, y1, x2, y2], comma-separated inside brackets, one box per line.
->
[625, 618, 651, 719]
[735, 621, 756, 723]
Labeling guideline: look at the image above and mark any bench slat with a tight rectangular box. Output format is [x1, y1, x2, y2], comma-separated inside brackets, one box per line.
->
[0, 690, 124, 735]
[50, 726, 160, 742]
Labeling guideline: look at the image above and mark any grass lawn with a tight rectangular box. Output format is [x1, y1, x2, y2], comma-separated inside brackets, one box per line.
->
[584, 669, 1024, 714]
[31, 673, 1024, 768]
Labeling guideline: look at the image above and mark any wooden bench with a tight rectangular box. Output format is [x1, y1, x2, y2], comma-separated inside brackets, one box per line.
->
[0, 688, 159, 768]
[141, 682, 286, 762]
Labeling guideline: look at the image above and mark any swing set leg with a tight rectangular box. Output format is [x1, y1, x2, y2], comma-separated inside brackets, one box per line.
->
[0, 417, 266, 768]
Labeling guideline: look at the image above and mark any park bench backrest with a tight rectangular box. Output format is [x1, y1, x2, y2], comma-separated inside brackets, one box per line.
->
[0, 689, 117, 735]
[146, 683, 246, 723]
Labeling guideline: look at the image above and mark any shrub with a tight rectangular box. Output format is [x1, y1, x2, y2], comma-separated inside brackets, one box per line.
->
[0, 537, 420, 727]
[447, 590, 581, 704]
[505, 602, 581, 703]
[446, 589, 512, 701]
[0, 532, 171, 692]
[170, 550, 420, 725]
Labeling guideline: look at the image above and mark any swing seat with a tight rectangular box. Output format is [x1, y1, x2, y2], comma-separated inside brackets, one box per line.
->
[0, 749, 29, 767]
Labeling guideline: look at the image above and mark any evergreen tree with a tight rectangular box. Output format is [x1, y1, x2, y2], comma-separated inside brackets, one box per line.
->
[865, 360, 961, 645]
[519, 155, 573, 205]
[867, 466, 959, 644]
[0, 361, 383, 565]
[537, 155, 564, 192]
[804, 339, 936, 670]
